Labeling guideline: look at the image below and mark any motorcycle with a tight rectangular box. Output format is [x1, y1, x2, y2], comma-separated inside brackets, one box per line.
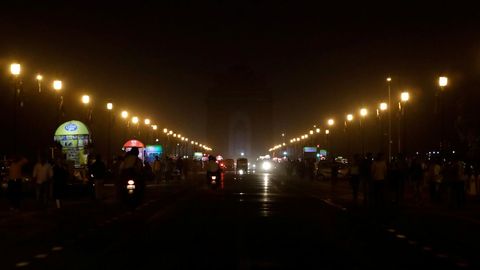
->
[207, 171, 221, 189]
[120, 171, 144, 207]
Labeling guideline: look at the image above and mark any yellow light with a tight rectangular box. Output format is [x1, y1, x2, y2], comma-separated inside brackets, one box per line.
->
[360, 108, 368, 117]
[309, 130, 314, 135]
[144, 118, 151, 125]
[178, 134, 182, 138]
[296, 137, 300, 141]
[380, 102, 388, 111]
[195, 142, 198, 145]
[53, 80, 62, 91]
[10, 63, 21, 75]
[36, 74, 43, 81]
[81, 95, 90, 104]
[199, 144, 203, 147]
[169, 130, 173, 135]
[163, 128, 168, 133]
[401, 91, 410, 102]
[439, 76, 448, 87]
[305, 134, 309, 138]
[132, 116, 139, 124]
[301, 135, 305, 139]
[173, 134, 177, 138]
[121, 111, 128, 119]
[327, 119, 334, 126]
[106, 102, 113, 110]
[316, 128, 320, 133]
[325, 129, 330, 135]
[386, 77, 392, 82]
[347, 114, 354, 121]
[152, 125, 157, 130]
[191, 141, 194, 144]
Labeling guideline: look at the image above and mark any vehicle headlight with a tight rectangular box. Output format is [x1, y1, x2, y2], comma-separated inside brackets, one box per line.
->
[262, 161, 272, 171]
[128, 180, 135, 185]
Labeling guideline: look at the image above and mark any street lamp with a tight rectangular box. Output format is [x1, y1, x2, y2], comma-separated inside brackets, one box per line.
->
[144, 118, 151, 125]
[360, 108, 368, 155]
[81, 95, 91, 123]
[36, 74, 43, 93]
[106, 102, 113, 166]
[378, 102, 388, 153]
[53, 80, 62, 91]
[399, 91, 410, 154]
[9, 63, 21, 153]
[438, 76, 448, 151]
[386, 77, 393, 163]
[327, 118, 334, 126]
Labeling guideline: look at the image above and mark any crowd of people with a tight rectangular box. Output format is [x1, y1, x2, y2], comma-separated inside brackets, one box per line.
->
[281, 152, 480, 209]
[1, 147, 206, 212]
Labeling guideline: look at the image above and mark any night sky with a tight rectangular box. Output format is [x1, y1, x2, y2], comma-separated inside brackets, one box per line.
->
[1, 1, 480, 156]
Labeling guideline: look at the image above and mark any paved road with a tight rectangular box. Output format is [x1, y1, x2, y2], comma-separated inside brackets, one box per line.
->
[2, 173, 472, 269]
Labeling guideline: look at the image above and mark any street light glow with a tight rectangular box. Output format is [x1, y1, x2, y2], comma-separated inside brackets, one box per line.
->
[144, 118, 151, 125]
[386, 77, 392, 82]
[316, 128, 320, 133]
[380, 102, 388, 111]
[325, 129, 330, 135]
[81, 95, 90, 104]
[347, 114, 354, 121]
[106, 102, 113, 110]
[163, 128, 168, 133]
[36, 74, 43, 81]
[401, 91, 410, 102]
[53, 80, 62, 91]
[360, 108, 368, 117]
[132, 116, 139, 124]
[327, 119, 334, 126]
[309, 130, 314, 135]
[152, 125, 157, 130]
[121, 111, 128, 119]
[439, 76, 448, 87]
[10, 63, 21, 75]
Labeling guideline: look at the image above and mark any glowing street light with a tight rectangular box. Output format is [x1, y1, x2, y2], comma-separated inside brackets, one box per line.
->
[386, 77, 392, 82]
[380, 102, 388, 111]
[121, 110, 129, 119]
[81, 95, 90, 104]
[36, 74, 43, 93]
[106, 102, 113, 110]
[163, 128, 168, 133]
[316, 128, 320, 133]
[439, 76, 448, 88]
[144, 118, 151, 125]
[327, 119, 335, 126]
[309, 130, 314, 135]
[152, 125, 158, 130]
[10, 63, 21, 76]
[359, 108, 368, 155]
[346, 114, 354, 121]
[325, 129, 330, 135]
[53, 80, 62, 91]
[360, 108, 368, 117]
[401, 91, 410, 102]
[36, 74, 43, 81]
[132, 116, 139, 124]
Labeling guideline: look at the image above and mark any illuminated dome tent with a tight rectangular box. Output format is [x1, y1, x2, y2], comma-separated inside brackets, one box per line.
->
[123, 139, 145, 160]
[54, 120, 91, 168]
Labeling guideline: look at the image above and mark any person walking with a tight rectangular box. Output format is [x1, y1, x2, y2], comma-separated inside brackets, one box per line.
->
[348, 154, 361, 204]
[371, 153, 388, 209]
[153, 156, 163, 184]
[7, 155, 28, 211]
[360, 153, 373, 206]
[52, 157, 68, 209]
[33, 155, 53, 207]
[89, 154, 107, 200]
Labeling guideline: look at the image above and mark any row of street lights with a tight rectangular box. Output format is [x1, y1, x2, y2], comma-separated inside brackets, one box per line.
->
[270, 76, 449, 160]
[7, 62, 213, 157]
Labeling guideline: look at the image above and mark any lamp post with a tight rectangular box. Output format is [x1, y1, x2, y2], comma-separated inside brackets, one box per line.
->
[346, 114, 354, 157]
[327, 118, 335, 156]
[360, 108, 368, 155]
[386, 77, 392, 163]
[53, 80, 63, 125]
[106, 102, 113, 166]
[81, 95, 91, 124]
[144, 118, 151, 143]
[10, 63, 21, 154]
[438, 76, 448, 152]
[121, 110, 129, 140]
[131, 116, 139, 138]
[400, 91, 410, 155]
[379, 102, 388, 154]
[36, 74, 43, 93]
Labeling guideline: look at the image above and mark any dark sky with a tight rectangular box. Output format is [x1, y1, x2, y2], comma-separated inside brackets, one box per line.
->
[1, 1, 480, 154]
